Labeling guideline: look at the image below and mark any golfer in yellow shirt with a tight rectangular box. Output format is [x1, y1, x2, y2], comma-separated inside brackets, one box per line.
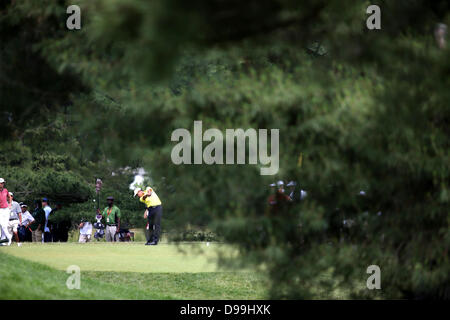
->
[134, 187, 162, 245]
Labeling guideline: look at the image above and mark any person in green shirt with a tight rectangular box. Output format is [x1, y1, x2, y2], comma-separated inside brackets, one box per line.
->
[100, 196, 121, 242]
[30, 200, 45, 243]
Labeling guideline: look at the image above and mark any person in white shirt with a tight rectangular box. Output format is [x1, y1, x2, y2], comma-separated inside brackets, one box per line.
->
[19, 203, 34, 242]
[78, 219, 93, 243]
[8, 193, 22, 246]
[42, 197, 52, 242]
[287, 181, 307, 202]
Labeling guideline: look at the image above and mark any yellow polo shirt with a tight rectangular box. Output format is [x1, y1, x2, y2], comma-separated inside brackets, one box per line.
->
[139, 187, 162, 207]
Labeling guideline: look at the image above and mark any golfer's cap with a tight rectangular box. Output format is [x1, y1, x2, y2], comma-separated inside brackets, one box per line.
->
[106, 196, 114, 201]
[287, 181, 296, 187]
[133, 188, 142, 197]
[269, 183, 276, 187]
[276, 180, 284, 186]
[20, 203, 28, 208]
[9, 192, 13, 196]
[0, 178, 4, 183]
[42, 197, 49, 202]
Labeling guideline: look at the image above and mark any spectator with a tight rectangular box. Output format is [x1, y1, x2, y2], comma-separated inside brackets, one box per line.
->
[8, 192, 21, 246]
[78, 219, 93, 243]
[48, 203, 67, 242]
[55, 218, 71, 242]
[267, 183, 277, 206]
[18, 203, 34, 242]
[42, 198, 52, 242]
[267, 181, 291, 215]
[30, 200, 45, 243]
[287, 181, 307, 202]
[287, 181, 296, 200]
[100, 196, 121, 242]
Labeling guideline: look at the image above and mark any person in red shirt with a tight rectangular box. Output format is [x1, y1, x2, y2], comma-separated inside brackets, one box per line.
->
[0, 178, 13, 245]
[267, 181, 292, 215]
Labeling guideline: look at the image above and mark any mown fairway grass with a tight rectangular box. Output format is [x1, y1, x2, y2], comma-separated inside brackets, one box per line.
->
[0, 242, 267, 300]
[2, 242, 228, 273]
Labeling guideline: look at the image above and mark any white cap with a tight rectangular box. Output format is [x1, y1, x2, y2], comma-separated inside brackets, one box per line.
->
[277, 180, 284, 186]
[9, 192, 13, 197]
[269, 183, 276, 187]
[0, 178, 4, 183]
[287, 181, 296, 187]
[133, 188, 142, 197]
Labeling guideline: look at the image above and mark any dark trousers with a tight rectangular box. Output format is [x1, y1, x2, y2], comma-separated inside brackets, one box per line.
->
[147, 205, 162, 243]
[44, 231, 52, 242]
[18, 226, 28, 242]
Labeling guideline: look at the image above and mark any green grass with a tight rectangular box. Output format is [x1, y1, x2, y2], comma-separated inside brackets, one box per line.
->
[1, 242, 235, 273]
[0, 242, 267, 300]
[83, 271, 267, 300]
[0, 242, 353, 299]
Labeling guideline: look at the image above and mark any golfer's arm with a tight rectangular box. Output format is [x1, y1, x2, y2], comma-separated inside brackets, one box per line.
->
[26, 218, 35, 228]
[143, 189, 153, 199]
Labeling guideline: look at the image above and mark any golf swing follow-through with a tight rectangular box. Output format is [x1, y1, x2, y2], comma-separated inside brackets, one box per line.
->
[134, 186, 162, 245]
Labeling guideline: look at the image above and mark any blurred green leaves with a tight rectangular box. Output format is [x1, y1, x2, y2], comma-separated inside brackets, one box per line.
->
[1, 0, 449, 299]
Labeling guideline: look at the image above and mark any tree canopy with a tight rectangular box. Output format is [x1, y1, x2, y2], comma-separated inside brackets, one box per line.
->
[1, 0, 449, 298]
